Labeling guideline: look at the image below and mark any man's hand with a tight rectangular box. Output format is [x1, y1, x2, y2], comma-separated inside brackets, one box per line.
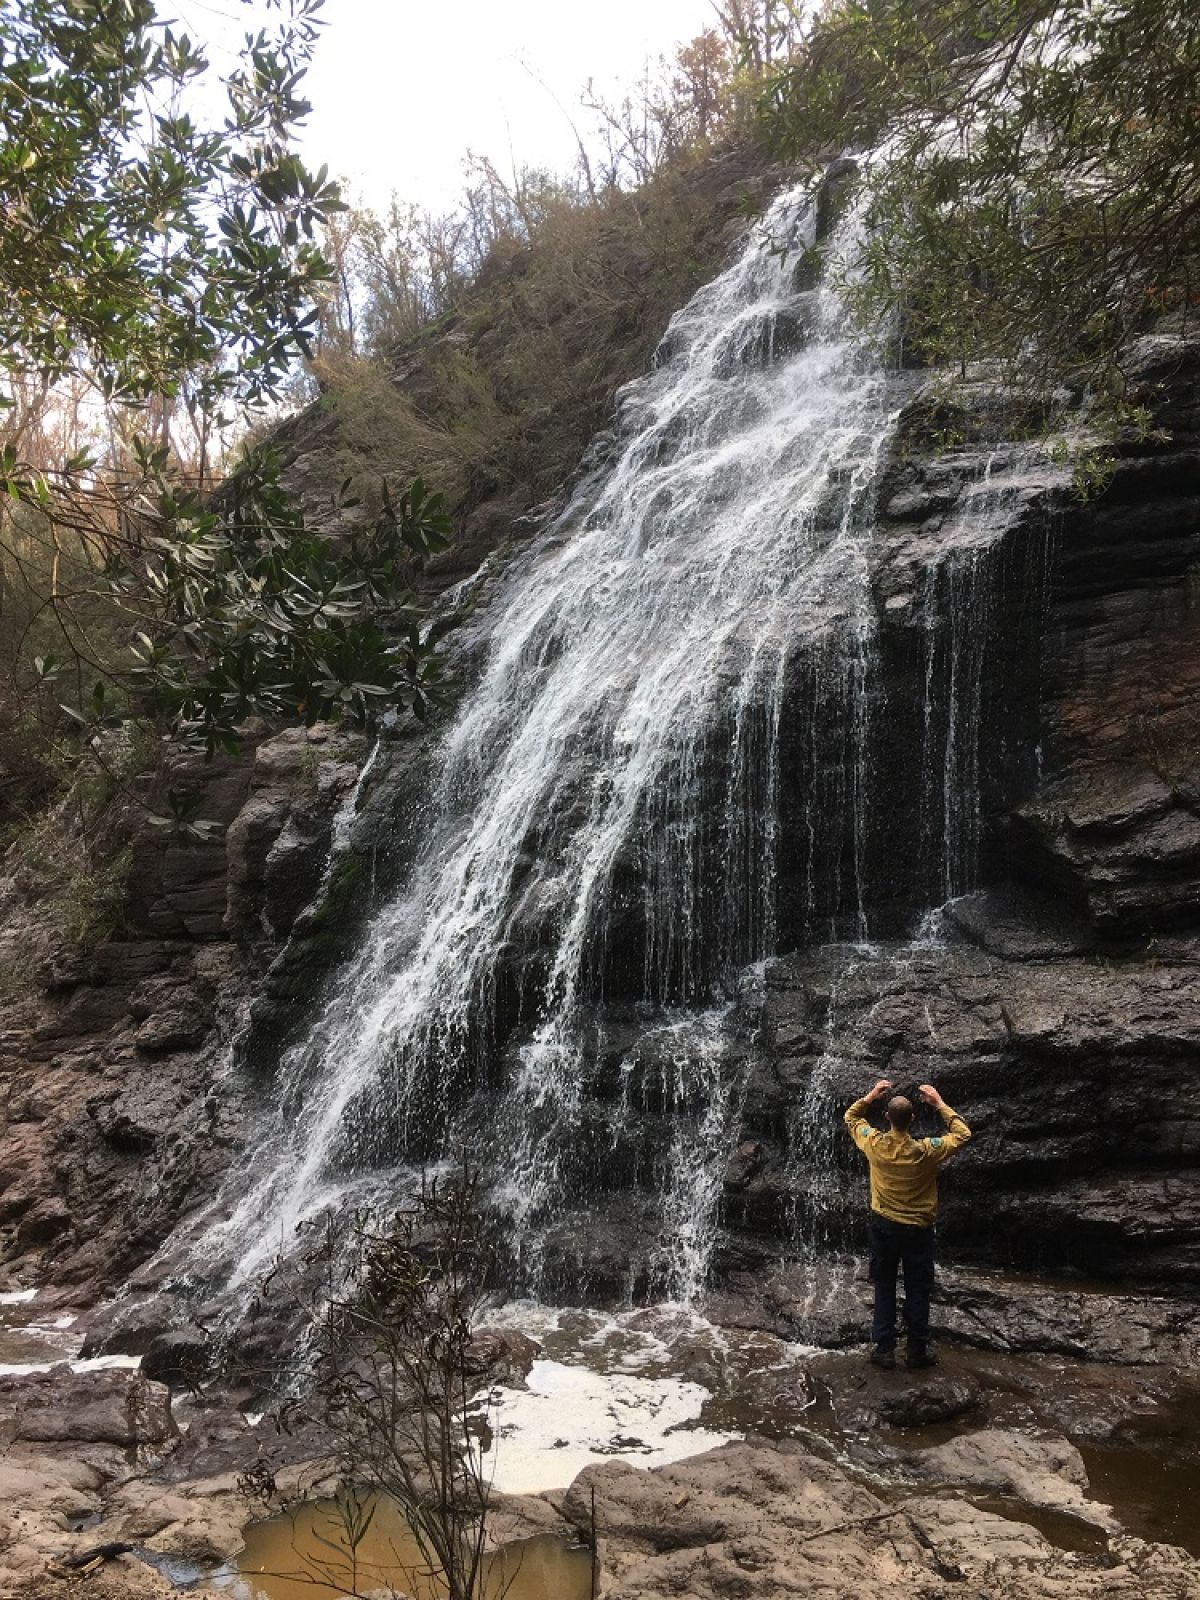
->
[918, 1083, 945, 1109]
[865, 1078, 893, 1104]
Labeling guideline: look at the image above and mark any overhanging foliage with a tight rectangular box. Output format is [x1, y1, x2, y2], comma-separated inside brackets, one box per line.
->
[755, 0, 1200, 435]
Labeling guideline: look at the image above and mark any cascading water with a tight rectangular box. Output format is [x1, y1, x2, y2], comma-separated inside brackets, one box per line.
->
[181, 180, 905, 1304]
[774, 446, 1056, 1296]
[640, 1007, 747, 1304]
[918, 456, 1030, 903]
[156, 163, 1058, 1329]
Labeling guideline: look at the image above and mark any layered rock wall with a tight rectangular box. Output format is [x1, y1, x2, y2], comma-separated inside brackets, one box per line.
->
[0, 727, 364, 1296]
[731, 336, 1200, 1290]
[2, 272, 1197, 1322]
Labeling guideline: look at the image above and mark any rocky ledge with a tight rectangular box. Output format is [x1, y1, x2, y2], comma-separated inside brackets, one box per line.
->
[2, 1339, 1199, 1600]
[565, 1431, 1200, 1600]
[0, 723, 372, 1301]
[731, 890, 1200, 1287]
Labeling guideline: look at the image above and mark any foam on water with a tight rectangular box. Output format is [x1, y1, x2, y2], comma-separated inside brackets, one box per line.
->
[480, 1360, 731, 1494]
[0, 1354, 141, 1378]
[0, 1294, 85, 1369]
[472, 1301, 818, 1492]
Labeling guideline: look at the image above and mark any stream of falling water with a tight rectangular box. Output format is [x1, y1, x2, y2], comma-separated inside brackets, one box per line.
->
[179, 181, 901, 1304]
[919, 457, 1009, 903]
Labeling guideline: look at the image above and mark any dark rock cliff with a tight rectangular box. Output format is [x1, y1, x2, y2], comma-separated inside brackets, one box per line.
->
[733, 336, 1200, 1293]
[1, 232, 1197, 1342]
[0, 726, 366, 1295]
[505, 336, 1200, 1314]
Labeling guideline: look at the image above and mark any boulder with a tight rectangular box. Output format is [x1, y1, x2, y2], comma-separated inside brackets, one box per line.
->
[464, 1326, 540, 1384]
[906, 1427, 1118, 1531]
[557, 1435, 1200, 1600]
[875, 1376, 983, 1428]
[0, 1366, 175, 1447]
[142, 1326, 215, 1389]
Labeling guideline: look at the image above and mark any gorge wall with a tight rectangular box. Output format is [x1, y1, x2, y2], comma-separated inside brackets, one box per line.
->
[0, 177, 1197, 1357]
[501, 334, 1200, 1315]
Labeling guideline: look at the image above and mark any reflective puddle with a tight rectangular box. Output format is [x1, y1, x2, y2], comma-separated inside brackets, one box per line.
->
[236, 1497, 592, 1600]
[1080, 1440, 1200, 1557]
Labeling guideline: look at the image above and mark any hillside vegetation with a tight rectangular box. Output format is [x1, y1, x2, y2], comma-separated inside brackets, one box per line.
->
[0, 5, 783, 845]
[269, 21, 792, 548]
[753, 0, 1200, 444]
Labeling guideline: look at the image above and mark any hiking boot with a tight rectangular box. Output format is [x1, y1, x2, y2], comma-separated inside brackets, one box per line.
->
[906, 1344, 937, 1369]
[869, 1344, 896, 1370]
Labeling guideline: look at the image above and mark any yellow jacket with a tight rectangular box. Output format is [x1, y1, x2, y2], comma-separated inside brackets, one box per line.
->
[843, 1098, 972, 1227]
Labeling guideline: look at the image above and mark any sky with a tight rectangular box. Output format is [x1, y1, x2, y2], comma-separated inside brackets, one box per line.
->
[174, 0, 720, 214]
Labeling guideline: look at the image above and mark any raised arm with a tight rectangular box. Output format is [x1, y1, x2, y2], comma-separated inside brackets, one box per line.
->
[918, 1083, 971, 1162]
[844, 1077, 892, 1152]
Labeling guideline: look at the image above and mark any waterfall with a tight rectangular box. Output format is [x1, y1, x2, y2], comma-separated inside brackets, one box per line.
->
[636, 1006, 746, 1304]
[120, 152, 1067, 1340]
[918, 451, 1051, 910]
[180, 180, 903, 1302]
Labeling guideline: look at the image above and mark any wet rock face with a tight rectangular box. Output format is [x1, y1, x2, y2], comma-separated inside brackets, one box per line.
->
[141, 1326, 215, 1390]
[708, 1255, 1200, 1368]
[855, 337, 1200, 936]
[1007, 341, 1200, 931]
[734, 919, 1200, 1285]
[0, 725, 365, 1298]
[680, 336, 1200, 1295]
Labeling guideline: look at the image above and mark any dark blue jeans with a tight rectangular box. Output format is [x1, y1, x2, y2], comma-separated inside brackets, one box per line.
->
[868, 1214, 935, 1348]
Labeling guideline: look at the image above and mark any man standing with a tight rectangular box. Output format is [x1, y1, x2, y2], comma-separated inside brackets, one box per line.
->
[844, 1079, 972, 1370]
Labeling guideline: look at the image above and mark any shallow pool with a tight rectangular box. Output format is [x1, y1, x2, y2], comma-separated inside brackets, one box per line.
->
[235, 1496, 592, 1600]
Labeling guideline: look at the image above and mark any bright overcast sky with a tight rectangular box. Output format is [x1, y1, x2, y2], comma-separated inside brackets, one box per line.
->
[177, 0, 720, 213]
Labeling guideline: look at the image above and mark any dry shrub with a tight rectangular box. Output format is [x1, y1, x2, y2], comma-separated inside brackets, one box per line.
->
[307, 143, 774, 524]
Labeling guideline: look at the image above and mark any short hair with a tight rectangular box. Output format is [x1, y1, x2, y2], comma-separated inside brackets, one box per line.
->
[887, 1095, 914, 1130]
